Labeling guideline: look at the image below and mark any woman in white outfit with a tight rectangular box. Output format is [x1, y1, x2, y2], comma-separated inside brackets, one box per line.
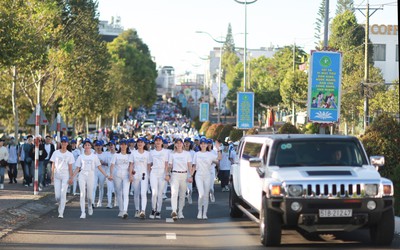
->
[149, 135, 169, 219]
[108, 139, 133, 219]
[192, 138, 221, 219]
[73, 138, 101, 219]
[130, 137, 151, 219]
[183, 138, 195, 204]
[93, 140, 108, 207]
[166, 138, 192, 221]
[207, 139, 218, 202]
[50, 136, 75, 218]
[70, 139, 81, 195]
[104, 140, 117, 208]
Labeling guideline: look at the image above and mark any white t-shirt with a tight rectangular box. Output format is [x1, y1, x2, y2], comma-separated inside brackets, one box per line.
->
[130, 150, 150, 175]
[50, 150, 75, 175]
[95, 151, 108, 167]
[150, 148, 169, 174]
[168, 151, 192, 172]
[75, 153, 101, 174]
[110, 153, 130, 178]
[193, 151, 218, 176]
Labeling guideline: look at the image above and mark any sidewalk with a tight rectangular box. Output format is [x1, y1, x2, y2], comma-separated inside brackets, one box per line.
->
[1, 167, 400, 239]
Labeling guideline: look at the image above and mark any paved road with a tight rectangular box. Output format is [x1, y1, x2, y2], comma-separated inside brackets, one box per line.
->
[1, 177, 399, 249]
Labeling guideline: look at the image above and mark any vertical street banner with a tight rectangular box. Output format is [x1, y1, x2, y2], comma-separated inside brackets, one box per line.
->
[237, 92, 254, 129]
[307, 51, 342, 123]
[199, 102, 209, 122]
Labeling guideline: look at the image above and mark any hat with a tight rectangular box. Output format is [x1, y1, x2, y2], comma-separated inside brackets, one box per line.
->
[70, 139, 77, 144]
[199, 138, 208, 144]
[120, 139, 128, 144]
[61, 136, 69, 143]
[108, 139, 116, 145]
[184, 137, 191, 143]
[162, 139, 169, 144]
[83, 138, 92, 145]
[207, 139, 213, 144]
[194, 136, 200, 141]
[174, 138, 183, 143]
[136, 137, 146, 143]
[94, 140, 103, 146]
[154, 135, 163, 141]
[128, 138, 135, 144]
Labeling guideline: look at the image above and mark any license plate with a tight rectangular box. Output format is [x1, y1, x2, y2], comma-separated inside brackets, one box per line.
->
[319, 209, 353, 218]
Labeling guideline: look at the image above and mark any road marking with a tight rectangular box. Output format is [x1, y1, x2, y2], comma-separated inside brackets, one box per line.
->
[166, 218, 174, 223]
[166, 233, 176, 240]
[166, 206, 172, 210]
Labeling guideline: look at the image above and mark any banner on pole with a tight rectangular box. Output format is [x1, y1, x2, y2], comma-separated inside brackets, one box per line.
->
[237, 92, 254, 129]
[199, 103, 209, 122]
[307, 51, 342, 123]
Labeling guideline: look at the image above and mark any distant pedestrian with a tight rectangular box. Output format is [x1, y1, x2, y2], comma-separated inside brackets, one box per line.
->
[22, 135, 34, 187]
[192, 138, 221, 219]
[93, 140, 107, 207]
[219, 142, 234, 192]
[69, 139, 80, 195]
[104, 140, 117, 208]
[207, 139, 218, 202]
[0, 138, 9, 190]
[130, 137, 151, 219]
[29, 135, 47, 191]
[7, 137, 20, 184]
[43, 135, 56, 187]
[166, 138, 192, 221]
[50, 136, 75, 218]
[73, 139, 101, 219]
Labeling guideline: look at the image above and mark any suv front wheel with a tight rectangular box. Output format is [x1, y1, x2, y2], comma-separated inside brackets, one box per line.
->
[260, 196, 282, 246]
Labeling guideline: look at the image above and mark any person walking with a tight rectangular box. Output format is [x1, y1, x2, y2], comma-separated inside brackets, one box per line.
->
[149, 136, 169, 219]
[69, 139, 80, 195]
[73, 139, 101, 219]
[130, 137, 151, 219]
[93, 140, 108, 207]
[104, 140, 117, 208]
[192, 138, 221, 219]
[7, 137, 19, 184]
[108, 139, 133, 219]
[43, 135, 55, 187]
[207, 139, 218, 202]
[183, 137, 195, 204]
[0, 138, 9, 190]
[29, 135, 47, 191]
[22, 135, 34, 187]
[50, 136, 75, 218]
[166, 138, 192, 221]
[219, 142, 234, 192]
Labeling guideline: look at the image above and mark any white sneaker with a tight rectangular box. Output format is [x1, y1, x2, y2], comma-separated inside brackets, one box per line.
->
[107, 204, 113, 209]
[129, 191, 134, 196]
[118, 211, 124, 217]
[58, 214, 63, 219]
[221, 187, 226, 192]
[0, 184, 4, 190]
[210, 192, 215, 203]
[149, 210, 155, 219]
[225, 186, 230, 191]
[88, 206, 93, 216]
[96, 202, 102, 208]
[203, 213, 208, 220]
[38, 187, 43, 191]
[80, 212, 86, 219]
[139, 211, 145, 219]
[73, 193, 79, 196]
[178, 212, 184, 219]
[134, 210, 140, 218]
[155, 211, 161, 219]
[197, 211, 202, 220]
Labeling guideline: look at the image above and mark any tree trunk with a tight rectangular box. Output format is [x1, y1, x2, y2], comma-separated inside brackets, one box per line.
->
[12, 66, 20, 140]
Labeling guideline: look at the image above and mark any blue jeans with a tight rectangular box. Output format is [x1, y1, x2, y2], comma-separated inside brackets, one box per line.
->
[0, 166, 5, 184]
[38, 161, 44, 186]
[24, 161, 33, 185]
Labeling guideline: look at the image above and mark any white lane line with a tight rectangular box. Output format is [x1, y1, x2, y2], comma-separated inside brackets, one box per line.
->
[166, 218, 174, 223]
[166, 206, 172, 210]
[166, 233, 176, 240]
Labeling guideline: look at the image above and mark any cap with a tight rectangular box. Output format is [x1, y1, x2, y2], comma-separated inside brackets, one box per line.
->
[154, 135, 163, 141]
[136, 137, 146, 143]
[174, 138, 183, 143]
[61, 136, 69, 143]
[207, 139, 213, 144]
[70, 139, 77, 144]
[128, 138, 136, 144]
[162, 139, 168, 144]
[120, 139, 128, 144]
[184, 137, 192, 143]
[83, 138, 92, 145]
[94, 140, 103, 146]
[199, 138, 208, 144]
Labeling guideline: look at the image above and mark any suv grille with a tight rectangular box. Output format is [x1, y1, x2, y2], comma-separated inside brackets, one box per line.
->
[306, 183, 362, 197]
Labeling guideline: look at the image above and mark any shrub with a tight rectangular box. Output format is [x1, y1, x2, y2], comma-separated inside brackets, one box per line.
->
[302, 122, 319, 134]
[205, 123, 224, 140]
[199, 121, 211, 136]
[219, 124, 234, 141]
[360, 114, 400, 215]
[191, 116, 202, 131]
[246, 128, 259, 135]
[277, 122, 300, 134]
[229, 128, 244, 142]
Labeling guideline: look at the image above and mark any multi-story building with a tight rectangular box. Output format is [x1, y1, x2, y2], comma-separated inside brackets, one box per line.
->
[98, 17, 124, 42]
[156, 66, 175, 97]
[369, 24, 398, 83]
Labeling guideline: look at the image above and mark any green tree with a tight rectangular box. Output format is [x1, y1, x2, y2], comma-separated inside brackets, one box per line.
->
[336, 0, 354, 15]
[314, 0, 327, 49]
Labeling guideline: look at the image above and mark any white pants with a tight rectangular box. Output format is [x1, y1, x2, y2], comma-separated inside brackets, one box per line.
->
[196, 173, 211, 213]
[54, 173, 69, 215]
[150, 171, 166, 212]
[133, 174, 148, 212]
[78, 171, 94, 213]
[93, 167, 106, 205]
[210, 167, 216, 193]
[187, 172, 193, 194]
[170, 173, 187, 213]
[113, 174, 130, 213]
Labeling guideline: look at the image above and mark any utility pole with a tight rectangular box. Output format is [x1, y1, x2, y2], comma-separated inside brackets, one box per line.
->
[356, 2, 382, 131]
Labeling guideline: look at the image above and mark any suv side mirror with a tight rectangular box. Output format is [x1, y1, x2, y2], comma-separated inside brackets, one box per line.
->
[370, 156, 385, 171]
[249, 157, 262, 168]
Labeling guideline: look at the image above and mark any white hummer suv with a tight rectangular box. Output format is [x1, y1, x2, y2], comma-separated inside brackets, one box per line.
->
[229, 134, 394, 247]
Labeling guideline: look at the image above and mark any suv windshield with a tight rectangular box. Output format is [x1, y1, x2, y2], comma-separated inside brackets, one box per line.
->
[273, 140, 367, 167]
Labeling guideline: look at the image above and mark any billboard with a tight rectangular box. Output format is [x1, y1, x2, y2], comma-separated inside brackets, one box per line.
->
[237, 92, 254, 129]
[307, 51, 342, 123]
[199, 103, 209, 122]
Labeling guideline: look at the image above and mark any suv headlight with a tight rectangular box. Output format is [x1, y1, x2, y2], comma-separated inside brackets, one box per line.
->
[288, 185, 303, 197]
[365, 184, 378, 196]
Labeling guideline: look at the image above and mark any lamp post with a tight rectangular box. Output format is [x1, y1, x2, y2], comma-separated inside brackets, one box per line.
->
[196, 31, 225, 123]
[233, 0, 258, 91]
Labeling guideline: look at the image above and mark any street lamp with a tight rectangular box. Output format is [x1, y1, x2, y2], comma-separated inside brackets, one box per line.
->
[233, 0, 258, 91]
[196, 31, 225, 123]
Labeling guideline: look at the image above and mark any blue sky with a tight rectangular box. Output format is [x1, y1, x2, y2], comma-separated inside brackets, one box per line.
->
[97, 0, 397, 75]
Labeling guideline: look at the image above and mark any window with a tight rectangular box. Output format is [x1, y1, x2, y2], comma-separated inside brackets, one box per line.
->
[242, 142, 263, 160]
[372, 44, 386, 61]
